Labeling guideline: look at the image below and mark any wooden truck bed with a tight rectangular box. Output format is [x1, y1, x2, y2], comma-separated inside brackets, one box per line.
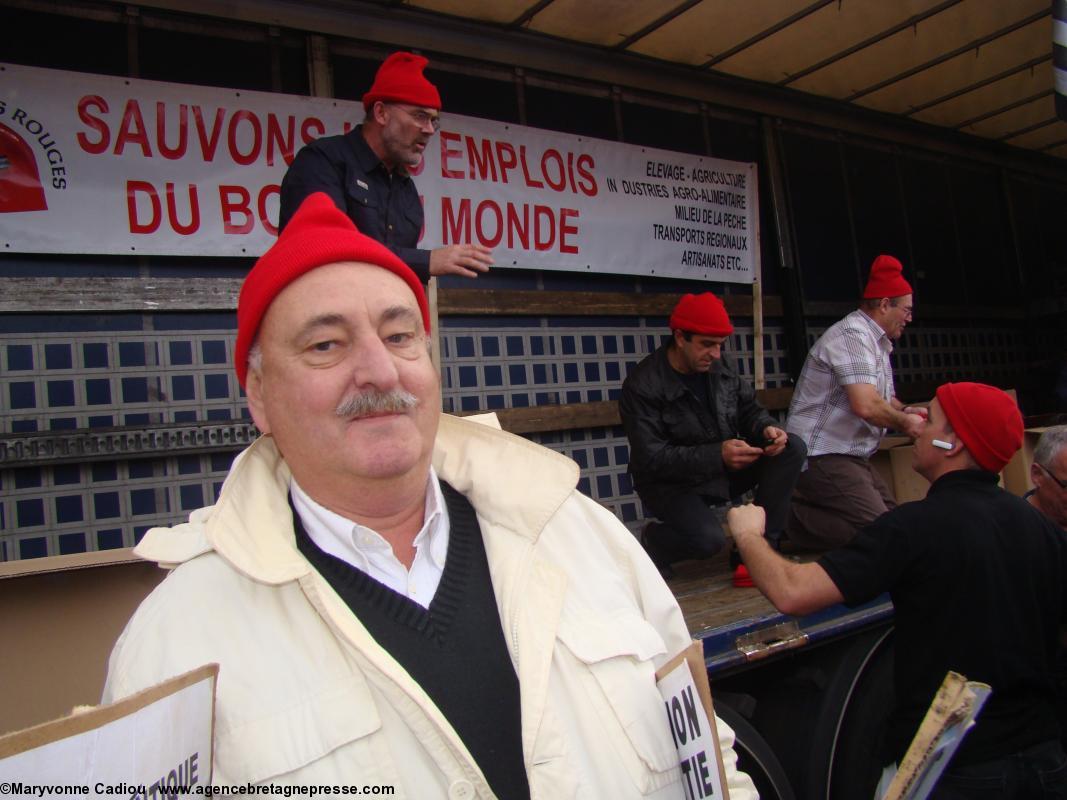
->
[669, 553, 778, 637]
[671, 549, 894, 677]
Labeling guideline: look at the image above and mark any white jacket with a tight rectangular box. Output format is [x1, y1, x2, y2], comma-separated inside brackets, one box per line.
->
[104, 414, 757, 799]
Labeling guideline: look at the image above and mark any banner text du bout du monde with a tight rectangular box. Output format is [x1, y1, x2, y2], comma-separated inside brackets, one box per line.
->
[0, 62, 758, 283]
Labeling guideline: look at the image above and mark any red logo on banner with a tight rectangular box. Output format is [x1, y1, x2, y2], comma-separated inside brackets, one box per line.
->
[0, 122, 48, 213]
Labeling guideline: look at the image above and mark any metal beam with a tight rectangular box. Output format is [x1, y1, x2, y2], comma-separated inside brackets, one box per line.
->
[508, 0, 556, 30]
[953, 89, 1054, 131]
[614, 0, 703, 51]
[844, 8, 1050, 103]
[701, 0, 834, 69]
[779, 0, 962, 87]
[905, 54, 1051, 117]
[999, 116, 1059, 142]
[0, 420, 260, 468]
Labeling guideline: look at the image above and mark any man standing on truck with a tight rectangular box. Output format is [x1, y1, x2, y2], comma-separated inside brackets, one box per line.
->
[786, 254, 927, 549]
[1028, 425, 1067, 530]
[279, 50, 493, 283]
[103, 193, 757, 798]
[619, 291, 806, 582]
[729, 382, 1067, 799]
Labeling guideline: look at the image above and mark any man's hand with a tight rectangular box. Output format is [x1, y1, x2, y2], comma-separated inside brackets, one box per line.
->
[727, 504, 766, 546]
[722, 439, 764, 470]
[900, 412, 925, 439]
[902, 405, 929, 420]
[847, 384, 927, 438]
[762, 425, 788, 457]
[430, 243, 494, 278]
[727, 503, 845, 616]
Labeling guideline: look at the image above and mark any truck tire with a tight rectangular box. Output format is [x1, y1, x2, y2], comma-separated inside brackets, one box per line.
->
[715, 701, 797, 800]
[710, 621, 895, 797]
[824, 628, 895, 799]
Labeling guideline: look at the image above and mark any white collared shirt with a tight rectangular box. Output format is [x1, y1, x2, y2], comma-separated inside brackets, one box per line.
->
[786, 309, 896, 458]
[291, 468, 450, 609]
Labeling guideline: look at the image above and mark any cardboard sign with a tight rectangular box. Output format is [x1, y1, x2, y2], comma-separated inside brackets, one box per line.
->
[880, 671, 991, 800]
[656, 641, 730, 799]
[0, 665, 217, 798]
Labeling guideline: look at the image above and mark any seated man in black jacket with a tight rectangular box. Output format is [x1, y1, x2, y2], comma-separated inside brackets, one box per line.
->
[620, 292, 806, 582]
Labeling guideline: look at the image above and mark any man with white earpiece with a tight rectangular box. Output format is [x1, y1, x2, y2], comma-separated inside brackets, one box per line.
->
[728, 382, 1067, 799]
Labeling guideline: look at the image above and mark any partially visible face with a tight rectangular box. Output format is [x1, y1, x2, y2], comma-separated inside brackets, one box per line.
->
[1032, 448, 1067, 529]
[377, 103, 439, 169]
[910, 397, 944, 479]
[882, 294, 913, 340]
[246, 262, 440, 497]
[673, 331, 726, 374]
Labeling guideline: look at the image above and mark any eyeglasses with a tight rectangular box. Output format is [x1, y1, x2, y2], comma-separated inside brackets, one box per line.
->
[1038, 462, 1067, 490]
[391, 105, 441, 131]
[883, 299, 913, 320]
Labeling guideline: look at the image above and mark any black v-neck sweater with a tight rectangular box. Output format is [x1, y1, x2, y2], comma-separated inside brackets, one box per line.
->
[293, 482, 530, 799]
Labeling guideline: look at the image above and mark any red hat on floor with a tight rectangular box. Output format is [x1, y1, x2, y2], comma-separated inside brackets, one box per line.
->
[669, 293, 734, 337]
[733, 564, 755, 588]
[862, 254, 912, 299]
[935, 382, 1023, 473]
[362, 52, 441, 111]
[234, 192, 430, 388]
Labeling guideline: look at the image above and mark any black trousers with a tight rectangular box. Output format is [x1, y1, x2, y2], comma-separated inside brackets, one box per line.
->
[926, 739, 1067, 799]
[640, 436, 806, 564]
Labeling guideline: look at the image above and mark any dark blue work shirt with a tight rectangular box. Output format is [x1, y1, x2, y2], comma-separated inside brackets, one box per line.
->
[279, 125, 430, 282]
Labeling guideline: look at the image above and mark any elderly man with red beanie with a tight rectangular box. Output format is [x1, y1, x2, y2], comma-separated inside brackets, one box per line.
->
[785, 254, 928, 549]
[101, 194, 756, 798]
[728, 382, 1067, 798]
[619, 292, 806, 583]
[279, 51, 493, 282]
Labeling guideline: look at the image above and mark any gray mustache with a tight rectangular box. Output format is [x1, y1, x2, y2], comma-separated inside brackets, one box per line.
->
[335, 390, 419, 418]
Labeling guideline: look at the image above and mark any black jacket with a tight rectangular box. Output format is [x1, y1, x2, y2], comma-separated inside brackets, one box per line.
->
[279, 126, 430, 282]
[619, 344, 776, 503]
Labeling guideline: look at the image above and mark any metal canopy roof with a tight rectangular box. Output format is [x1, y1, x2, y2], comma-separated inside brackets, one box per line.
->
[403, 0, 1065, 160]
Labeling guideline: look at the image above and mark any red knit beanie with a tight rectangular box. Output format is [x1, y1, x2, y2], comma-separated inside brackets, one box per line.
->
[669, 293, 734, 337]
[863, 254, 913, 299]
[935, 382, 1023, 473]
[362, 52, 441, 112]
[234, 193, 430, 388]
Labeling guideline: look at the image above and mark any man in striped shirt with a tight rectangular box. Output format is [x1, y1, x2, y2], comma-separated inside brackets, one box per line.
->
[785, 255, 927, 549]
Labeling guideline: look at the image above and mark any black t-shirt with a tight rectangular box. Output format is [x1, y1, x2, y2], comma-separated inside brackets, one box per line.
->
[819, 470, 1067, 765]
[679, 370, 713, 419]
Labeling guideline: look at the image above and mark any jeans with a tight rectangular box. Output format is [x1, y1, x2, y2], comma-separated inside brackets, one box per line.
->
[641, 436, 806, 562]
[928, 739, 1067, 799]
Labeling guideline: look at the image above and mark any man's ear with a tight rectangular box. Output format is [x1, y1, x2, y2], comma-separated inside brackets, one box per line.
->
[371, 101, 390, 126]
[245, 368, 272, 435]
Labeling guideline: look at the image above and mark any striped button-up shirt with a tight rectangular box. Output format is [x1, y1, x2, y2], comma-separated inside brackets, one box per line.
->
[786, 309, 895, 458]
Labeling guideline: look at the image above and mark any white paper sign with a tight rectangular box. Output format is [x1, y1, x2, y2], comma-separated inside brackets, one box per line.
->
[657, 642, 729, 799]
[0, 665, 217, 799]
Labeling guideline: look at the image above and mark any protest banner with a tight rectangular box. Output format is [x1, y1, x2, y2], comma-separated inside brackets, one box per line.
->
[1, 62, 757, 283]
